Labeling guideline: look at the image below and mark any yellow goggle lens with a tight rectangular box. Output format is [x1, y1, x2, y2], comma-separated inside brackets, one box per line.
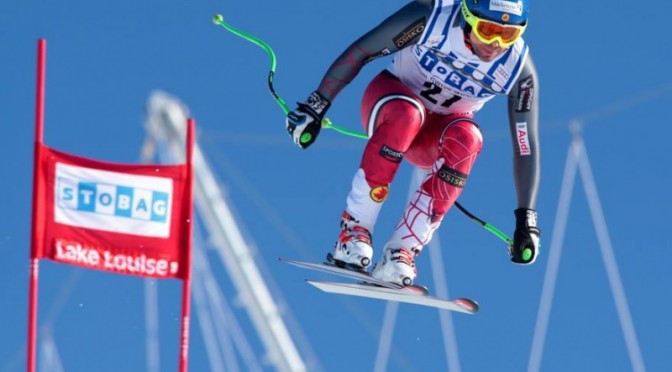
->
[462, 2, 526, 47]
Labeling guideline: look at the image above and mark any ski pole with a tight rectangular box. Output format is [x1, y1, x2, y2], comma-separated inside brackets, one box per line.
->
[211, 14, 513, 250]
[212, 14, 368, 140]
[453, 202, 512, 245]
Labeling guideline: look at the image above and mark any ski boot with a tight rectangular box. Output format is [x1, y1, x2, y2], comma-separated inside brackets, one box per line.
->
[371, 246, 417, 287]
[327, 212, 374, 269]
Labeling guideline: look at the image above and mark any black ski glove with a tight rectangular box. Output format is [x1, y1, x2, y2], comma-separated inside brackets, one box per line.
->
[509, 208, 541, 264]
[285, 91, 331, 149]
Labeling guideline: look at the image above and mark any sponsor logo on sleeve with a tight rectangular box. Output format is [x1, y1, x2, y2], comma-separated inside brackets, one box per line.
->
[364, 48, 391, 64]
[393, 18, 426, 49]
[55, 163, 173, 238]
[370, 186, 389, 203]
[437, 166, 468, 188]
[515, 75, 534, 112]
[379, 145, 404, 163]
[516, 122, 531, 155]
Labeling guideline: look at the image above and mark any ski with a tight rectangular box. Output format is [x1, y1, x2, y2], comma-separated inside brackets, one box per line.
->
[279, 256, 427, 293]
[307, 280, 479, 314]
[280, 257, 479, 314]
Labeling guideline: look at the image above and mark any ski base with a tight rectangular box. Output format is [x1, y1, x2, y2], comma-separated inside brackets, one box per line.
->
[280, 257, 479, 314]
[307, 280, 479, 314]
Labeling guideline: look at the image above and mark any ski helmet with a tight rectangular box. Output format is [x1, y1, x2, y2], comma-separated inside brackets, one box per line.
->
[462, 0, 529, 26]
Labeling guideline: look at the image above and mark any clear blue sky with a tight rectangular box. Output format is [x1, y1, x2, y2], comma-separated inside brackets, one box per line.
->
[2, 1, 671, 371]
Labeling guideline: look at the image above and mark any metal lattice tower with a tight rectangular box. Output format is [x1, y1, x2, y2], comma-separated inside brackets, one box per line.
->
[142, 90, 307, 372]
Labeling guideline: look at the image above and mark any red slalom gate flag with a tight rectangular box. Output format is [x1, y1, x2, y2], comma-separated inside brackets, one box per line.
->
[27, 39, 195, 372]
[31, 145, 192, 279]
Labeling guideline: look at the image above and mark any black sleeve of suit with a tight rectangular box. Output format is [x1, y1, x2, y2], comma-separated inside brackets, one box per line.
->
[507, 54, 540, 209]
[315, 1, 432, 101]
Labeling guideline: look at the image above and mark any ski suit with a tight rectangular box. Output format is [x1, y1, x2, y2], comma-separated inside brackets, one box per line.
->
[312, 0, 540, 254]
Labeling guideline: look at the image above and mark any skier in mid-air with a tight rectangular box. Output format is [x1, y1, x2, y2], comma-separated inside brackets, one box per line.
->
[286, 0, 541, 286]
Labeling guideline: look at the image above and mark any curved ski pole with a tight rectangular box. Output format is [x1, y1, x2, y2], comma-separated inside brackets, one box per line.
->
[212, 14, 368, 140]
[454, 202, 513, 246]
[212, 14, 510, 246]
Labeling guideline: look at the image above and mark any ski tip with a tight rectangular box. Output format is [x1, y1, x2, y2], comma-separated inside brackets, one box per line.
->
[454, 298, 480, 314]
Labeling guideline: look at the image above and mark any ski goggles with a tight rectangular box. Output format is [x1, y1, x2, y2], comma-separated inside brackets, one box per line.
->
[461, 1, 527, 48]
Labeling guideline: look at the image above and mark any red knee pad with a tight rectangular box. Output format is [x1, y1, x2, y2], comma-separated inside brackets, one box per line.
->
[363, 98, 424, 138]
[439, 120, 483, 172]
[360, 98, 424, 188]
[421, 120, 483, 218]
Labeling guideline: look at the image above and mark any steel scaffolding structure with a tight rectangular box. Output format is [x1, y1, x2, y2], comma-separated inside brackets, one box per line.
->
[142, 91, 307, 372]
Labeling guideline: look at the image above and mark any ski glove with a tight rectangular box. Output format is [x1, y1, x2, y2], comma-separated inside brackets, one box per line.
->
[509, 208, 541, 265]
[285, 91, 331, 149]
